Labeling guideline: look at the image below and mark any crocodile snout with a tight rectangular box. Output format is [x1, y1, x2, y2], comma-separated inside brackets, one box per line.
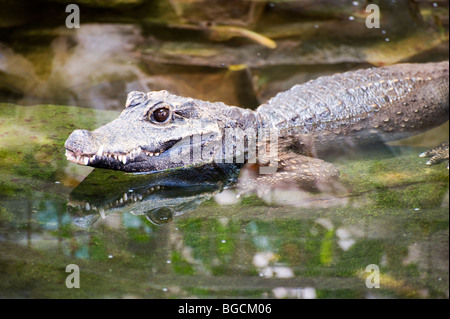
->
[65, 129, 97, 153]
[65, 129, 101, 165]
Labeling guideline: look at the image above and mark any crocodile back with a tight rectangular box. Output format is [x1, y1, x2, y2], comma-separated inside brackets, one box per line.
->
[256, 61, 449, 146]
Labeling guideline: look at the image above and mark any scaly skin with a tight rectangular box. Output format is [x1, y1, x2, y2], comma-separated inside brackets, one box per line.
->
[257, 61, 449, 153]
[65, 61, 449, 190]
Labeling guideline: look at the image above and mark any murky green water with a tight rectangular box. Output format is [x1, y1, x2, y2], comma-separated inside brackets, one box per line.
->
[0, 0, 449, 299]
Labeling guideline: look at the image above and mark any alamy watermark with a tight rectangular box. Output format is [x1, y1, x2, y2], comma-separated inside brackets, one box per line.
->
[63, 3, 380, 33]
[65, 3, 380, 29]
[167, 126, 279, 174]
[65, 4, 80, 29]
[365, 264, 380, 288]
[366, 4, 380, 28]
[65, 264, 80, 288]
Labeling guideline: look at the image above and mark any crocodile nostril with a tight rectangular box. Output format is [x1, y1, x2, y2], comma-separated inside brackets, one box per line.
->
[71, 129, 92, 138]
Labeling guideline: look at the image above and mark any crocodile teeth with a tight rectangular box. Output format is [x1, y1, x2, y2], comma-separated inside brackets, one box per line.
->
[84, 146, 162, 163]
[131, 147, 142, 156]
[144, 150, 162, 157]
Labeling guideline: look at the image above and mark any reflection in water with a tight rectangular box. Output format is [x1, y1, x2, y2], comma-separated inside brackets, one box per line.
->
[1, 176, 448, 298]
[67, 164, 240, 227]
[48, 157, 448, 298]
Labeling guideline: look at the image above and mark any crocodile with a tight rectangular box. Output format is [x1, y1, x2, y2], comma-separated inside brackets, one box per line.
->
[65, 61, 449, 192]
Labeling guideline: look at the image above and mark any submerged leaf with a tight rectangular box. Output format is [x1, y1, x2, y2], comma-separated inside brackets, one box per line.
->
[209, 25, 277, 49]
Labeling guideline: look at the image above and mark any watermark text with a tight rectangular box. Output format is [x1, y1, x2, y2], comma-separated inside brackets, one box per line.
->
[66, 4, 80, 29]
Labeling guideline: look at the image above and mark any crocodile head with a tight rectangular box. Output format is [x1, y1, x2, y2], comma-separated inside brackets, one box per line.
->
[65, 90, 236, 172]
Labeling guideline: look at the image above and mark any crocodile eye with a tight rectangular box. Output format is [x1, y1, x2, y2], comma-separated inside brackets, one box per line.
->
[151, 107, 171, 123]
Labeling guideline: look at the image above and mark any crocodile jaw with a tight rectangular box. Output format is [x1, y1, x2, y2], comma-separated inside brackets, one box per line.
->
[64, 127, 209, 172]
[65, 136, 186, 172]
